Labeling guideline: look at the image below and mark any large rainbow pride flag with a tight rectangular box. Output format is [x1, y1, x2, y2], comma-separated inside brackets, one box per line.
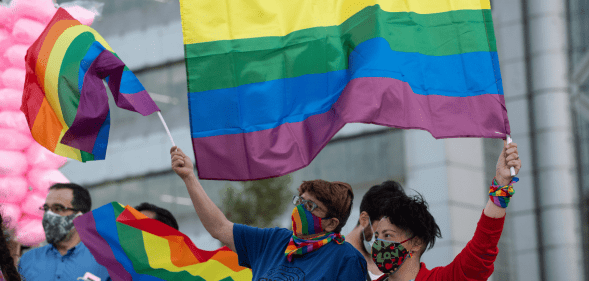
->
[180, 0, 510, 181]
[74, 202, 252, 281]
[21, 8, 160, 162]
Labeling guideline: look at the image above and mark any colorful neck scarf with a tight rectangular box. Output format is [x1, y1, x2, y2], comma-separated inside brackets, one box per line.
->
[284, 232, 345, 262]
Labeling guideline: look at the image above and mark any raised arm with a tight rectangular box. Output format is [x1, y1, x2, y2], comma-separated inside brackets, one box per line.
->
[170, 146, 235, 252]
[484, 140, 521, 218]
[426, 141, 522, 280]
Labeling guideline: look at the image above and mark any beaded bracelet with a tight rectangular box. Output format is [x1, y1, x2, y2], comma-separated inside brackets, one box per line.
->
[489, 177, 519, 208]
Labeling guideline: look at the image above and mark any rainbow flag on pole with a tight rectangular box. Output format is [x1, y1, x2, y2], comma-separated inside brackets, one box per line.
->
[180, 0, 510, 180]
[21, 8, 160, 162]
[74, 202, 252, 281]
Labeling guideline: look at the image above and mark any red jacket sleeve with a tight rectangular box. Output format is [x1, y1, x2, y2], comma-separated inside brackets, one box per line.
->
[416, 211, 505, 281]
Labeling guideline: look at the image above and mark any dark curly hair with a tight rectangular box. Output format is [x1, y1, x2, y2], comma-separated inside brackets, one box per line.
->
[0, 213, 21, 281]
[134, 202, 179, 230]
[360, 180, 407, 223]
[379, 192, 441, 254]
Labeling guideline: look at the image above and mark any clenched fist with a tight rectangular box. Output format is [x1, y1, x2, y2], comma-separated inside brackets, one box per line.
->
[170, 146, 195, 180]
[495, 141, 522, 186]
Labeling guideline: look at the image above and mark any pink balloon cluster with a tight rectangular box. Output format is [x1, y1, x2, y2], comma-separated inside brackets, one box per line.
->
[0, 0, 97, 246]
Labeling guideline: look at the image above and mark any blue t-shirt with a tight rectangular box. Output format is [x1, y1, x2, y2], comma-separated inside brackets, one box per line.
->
[18, 242, 110, 281]
[234, 224, 367, 281]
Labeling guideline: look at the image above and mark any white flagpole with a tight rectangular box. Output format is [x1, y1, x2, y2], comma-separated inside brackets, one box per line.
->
[506, 135, 515, 176]
[157, 112, 176, 147]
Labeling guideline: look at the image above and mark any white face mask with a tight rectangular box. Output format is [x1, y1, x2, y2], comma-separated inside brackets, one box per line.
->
[362, 219, 375, 254]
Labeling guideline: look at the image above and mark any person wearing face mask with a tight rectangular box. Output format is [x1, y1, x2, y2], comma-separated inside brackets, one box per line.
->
[346, 181, 408, 281]
[170, 146, 367, 280]
[18, 183, 110, 281]
[369, 141, 521, 281]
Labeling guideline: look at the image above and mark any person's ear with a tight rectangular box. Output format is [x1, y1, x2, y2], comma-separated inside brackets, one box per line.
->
[359, 211, 370, 228]
[409, 237, 424, 256]
[324, 218, 340, 233]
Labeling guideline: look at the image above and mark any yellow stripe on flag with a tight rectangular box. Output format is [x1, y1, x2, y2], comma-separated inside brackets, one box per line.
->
[44, 25, 113, 128]
[42, 24, 115, 161]
[180, 0, 491, 44]
[142, 232, 250, 280]
[54, 129, 83, 161]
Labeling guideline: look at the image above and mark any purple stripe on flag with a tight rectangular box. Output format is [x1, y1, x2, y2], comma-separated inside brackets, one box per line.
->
[61, 50, 159, 153]
[192, 77, 510, 181]
[73, 211, 132, 281]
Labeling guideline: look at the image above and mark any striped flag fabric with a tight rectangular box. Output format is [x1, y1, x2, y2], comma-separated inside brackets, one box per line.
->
[74, 202, 253, 281]
[180, 0, 510, 180]
[21, 8, 160, 162]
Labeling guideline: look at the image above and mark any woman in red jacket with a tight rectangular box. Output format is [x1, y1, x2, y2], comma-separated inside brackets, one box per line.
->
[372, 141, 521, 281]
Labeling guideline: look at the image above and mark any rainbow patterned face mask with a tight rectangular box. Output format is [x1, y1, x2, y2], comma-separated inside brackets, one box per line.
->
[291, 204, 331, 236]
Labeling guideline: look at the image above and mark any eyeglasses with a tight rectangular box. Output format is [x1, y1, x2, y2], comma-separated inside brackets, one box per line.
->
[292, 195, 319, 212]
[39, 204, 79, 214]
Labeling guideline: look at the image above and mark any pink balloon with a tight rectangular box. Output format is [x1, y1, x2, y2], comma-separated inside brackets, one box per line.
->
[0, 128, 33, 151]
[0, 203, 22, 230]
[0, 110, 28, 131]
[0, 30, 14, 74]
[1, 68, 25, 90]
[26, 143, 67, 169]
[0, 88, 23, 110]
[27, 169, 69, 195]
[0, 150, 27, 176]
[20, 193, 45, 217]
[0, 4, 15, 31]
[0, 30, 12, 51]
[63, 6, 95, 26]
[10, 0, 56, 25]
[15, 217, 45, 246]
[0, 176, 28, 203]
[4, 44, 27, 69]
[11, 18, 45, 45]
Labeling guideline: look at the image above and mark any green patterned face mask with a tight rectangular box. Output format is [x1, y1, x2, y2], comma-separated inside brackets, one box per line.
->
[371, 237, 414, 274]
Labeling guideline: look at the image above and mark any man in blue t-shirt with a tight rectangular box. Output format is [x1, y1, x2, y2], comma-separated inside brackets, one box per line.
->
[18, 183, 110, 281]
[171, 147, 367, 280]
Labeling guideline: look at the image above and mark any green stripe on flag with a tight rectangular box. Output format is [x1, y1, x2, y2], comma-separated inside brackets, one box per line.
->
[184, 6, 495, 93]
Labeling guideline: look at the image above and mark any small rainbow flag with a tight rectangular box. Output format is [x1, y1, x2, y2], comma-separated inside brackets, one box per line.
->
[180, 0, 510, 180]
[74, 202, 252, 281]
[21, 8, 159, 162]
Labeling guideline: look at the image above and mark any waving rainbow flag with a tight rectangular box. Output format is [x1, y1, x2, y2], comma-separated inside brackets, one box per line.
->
[21, 8, 159, 162]
[180, 0, 510, 180]
[74, 202, 252, 281]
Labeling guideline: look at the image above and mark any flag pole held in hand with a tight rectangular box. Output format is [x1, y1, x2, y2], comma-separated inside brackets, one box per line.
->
[158, 112, 176, 147]
[506, 135, 515, 176]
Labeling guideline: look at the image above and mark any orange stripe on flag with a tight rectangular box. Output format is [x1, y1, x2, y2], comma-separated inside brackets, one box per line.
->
[125, 206, 149, 219]
[210, 250, 247, 272]
[31, 98, 63, 151]
[166, 235, 200, 267]
[35, 20, 79, 90]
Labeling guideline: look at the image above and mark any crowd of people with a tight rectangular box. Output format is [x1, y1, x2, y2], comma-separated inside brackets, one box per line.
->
[0, 141, 521, 281]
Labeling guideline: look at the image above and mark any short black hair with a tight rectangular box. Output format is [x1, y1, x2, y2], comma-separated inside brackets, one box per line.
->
[379, 193, 441, 254]
[360, 180, 407, 222]
[134, 202, 179, 230]
[49, 183, 92, 213]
